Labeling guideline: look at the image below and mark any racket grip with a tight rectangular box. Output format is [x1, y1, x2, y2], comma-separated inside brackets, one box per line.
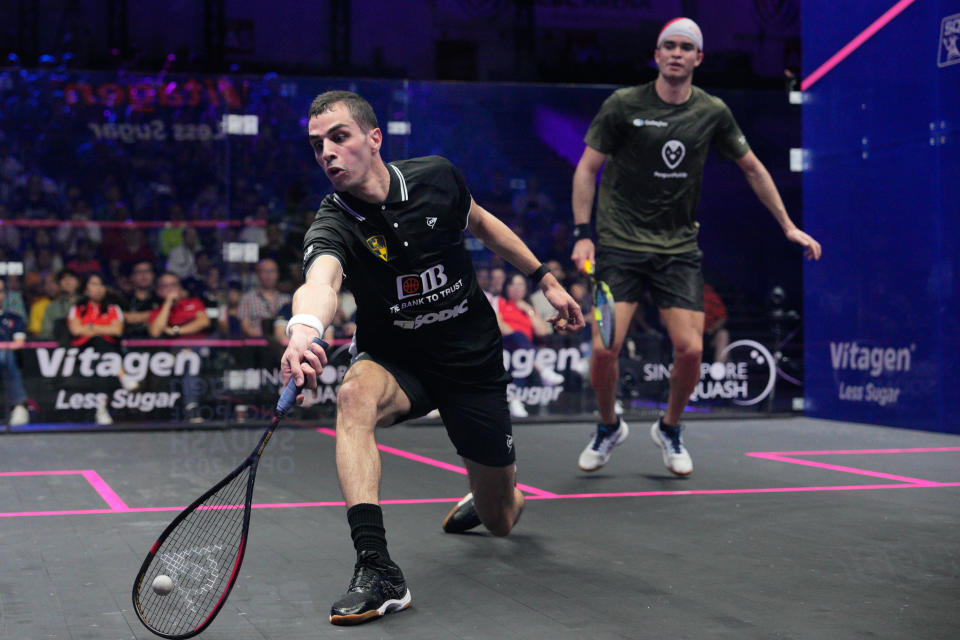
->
[276, 337, 329, 417]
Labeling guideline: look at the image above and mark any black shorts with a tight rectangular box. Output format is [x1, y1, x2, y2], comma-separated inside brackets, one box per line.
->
[595, 246, 704, 311]
[352, 352, 516, 467]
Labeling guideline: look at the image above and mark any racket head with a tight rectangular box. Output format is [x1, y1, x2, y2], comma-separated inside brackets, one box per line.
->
[132, 463, 255, 639]
[593, 280, 616, 349]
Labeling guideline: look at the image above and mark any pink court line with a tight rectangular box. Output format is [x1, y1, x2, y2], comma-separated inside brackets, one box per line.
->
[747, 453, 938, 486]
[5, 483, 960, 518]
[750, 447, 960, 456]
[314, 427, 558, 498]
[0, 469, 129, 512]
[801, 0, 917, 91]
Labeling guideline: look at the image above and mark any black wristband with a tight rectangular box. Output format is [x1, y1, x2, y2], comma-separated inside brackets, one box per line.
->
[573, 223, 592, 240]
[529, 264, 550, 285]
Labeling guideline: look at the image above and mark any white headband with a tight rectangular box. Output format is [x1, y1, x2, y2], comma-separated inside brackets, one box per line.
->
[657, 17, 703, 51]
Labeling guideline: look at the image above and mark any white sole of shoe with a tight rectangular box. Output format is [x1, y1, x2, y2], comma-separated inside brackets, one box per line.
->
[329, 589, 412, 625]
[650, 422, 692, 476]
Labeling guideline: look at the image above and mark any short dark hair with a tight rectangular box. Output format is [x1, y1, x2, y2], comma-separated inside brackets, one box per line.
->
[308, 91, 378, 132]
[56, 268, 79, 283]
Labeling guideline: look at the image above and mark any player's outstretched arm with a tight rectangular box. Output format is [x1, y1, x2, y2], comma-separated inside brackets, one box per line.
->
[281, 255, 341, 400]
[735, 151, 822, 260]
[467, 200, 585, 333]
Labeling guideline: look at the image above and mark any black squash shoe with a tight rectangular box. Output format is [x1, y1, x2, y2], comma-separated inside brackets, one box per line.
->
[329, 550, 411, 625]
[441, 492, 482, 533]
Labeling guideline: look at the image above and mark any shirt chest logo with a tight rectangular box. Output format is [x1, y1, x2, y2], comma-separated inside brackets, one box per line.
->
[661, 140, 686, 169]
[633, 118, 668, 128]
[365, 235, 389, 261]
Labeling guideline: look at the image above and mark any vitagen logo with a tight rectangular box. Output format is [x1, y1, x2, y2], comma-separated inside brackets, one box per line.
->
[829, 341, 913, 377]
[396, 264, 448, 300]
[662, 140, 685, 169]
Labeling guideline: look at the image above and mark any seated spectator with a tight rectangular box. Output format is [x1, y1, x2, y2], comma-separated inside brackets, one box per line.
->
[67, 273, 125, 425]
[0, 203, 20, 252]
[2, 274, 26, 318]
[166, 226, 202, 281]
[22, 228, 64, 277]
[56, 197, 102, 256]
[111, 227, 157, 274]
[148, 271, 211, 422]
[484, 266, 506, 308]
[238, 203, 269, 247]
[40, 268, 81, 341]
[238, 258, 291, 337]
[123, 260, 161, 337]
[218, 281, 244, 338]
[704, 283, 730, 364]
[157, 203, 186, 257]
[511, 175, 555, 219]
[496, 273, 565, 417]
[14, 173, 60, 219]
[148, 272, 211, 338]
[182, 250, 214, 298]
[529, 260, 567, 333]
[0, 278, 31, 426]
[27, 272, 59, 337]
[65, 238, 103, 278]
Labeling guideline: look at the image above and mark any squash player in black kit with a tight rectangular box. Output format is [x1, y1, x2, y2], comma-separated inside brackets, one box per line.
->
[280, 91, 585, 626]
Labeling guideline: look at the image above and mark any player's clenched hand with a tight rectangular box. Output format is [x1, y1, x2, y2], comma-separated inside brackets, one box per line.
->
[570, 238, 595, 273]
[544, 284, 586, 334]
[281, 328, 328, 405]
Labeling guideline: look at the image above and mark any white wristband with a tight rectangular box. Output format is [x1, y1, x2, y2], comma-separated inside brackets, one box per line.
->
[285, 314, 324, 338]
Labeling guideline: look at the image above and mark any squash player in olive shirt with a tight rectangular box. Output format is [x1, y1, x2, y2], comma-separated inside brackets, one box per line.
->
[281, 91, 584, 626]
[571, 18, 822, 476]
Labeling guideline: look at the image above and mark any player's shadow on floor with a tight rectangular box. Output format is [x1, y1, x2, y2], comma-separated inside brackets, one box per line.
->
[638, 473, 692, 482]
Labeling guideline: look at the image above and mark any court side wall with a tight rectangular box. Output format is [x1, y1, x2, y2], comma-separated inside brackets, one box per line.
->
[803, 1, 960, 433]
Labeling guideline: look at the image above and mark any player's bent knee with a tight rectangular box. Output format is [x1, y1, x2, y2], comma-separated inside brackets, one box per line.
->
[485, 520, 513, 537]
[336, 379, 376, 419]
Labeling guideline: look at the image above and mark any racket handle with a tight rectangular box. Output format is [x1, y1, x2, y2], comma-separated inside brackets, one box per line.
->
[276, 337, 329, 417]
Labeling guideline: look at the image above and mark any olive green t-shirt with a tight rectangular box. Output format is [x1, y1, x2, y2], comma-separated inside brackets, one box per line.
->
[584, 82, 750, 253]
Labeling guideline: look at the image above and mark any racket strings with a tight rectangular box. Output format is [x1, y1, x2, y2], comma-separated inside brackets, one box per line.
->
[136, 467, 251, 636]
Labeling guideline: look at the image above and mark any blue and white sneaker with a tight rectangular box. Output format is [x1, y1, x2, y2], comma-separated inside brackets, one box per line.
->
[578, 419, 629, 471]
[650, 418, 693, 476]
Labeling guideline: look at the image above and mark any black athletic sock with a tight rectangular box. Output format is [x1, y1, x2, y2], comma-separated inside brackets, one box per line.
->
[659, 418, 680, 435]
[347, 503, 390, 561]
[597, 420, 620, 436]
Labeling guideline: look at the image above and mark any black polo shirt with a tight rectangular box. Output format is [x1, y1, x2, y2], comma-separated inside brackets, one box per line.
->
[302, 155, 508, 386]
